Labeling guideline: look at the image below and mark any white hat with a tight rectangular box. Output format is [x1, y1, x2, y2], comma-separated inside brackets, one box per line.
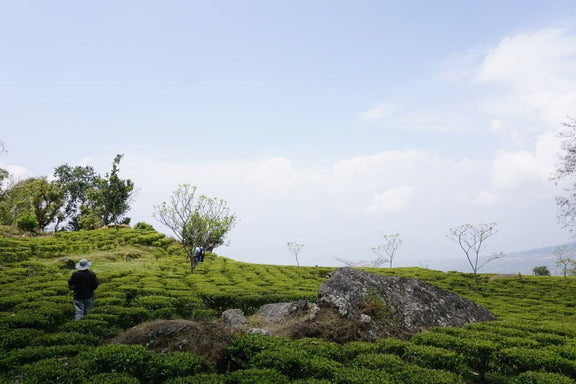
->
[76, 258, 91, 270]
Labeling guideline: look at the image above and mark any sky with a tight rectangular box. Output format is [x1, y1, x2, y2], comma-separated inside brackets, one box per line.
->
[1, 1, 576, 269]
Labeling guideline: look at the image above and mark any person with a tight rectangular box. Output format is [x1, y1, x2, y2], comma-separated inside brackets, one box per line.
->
[194, 246, 205, 263]
[68, 258, 99, 320]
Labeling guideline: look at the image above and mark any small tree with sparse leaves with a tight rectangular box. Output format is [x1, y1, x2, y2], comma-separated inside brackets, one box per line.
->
[286, 242, 304, 267]
[447, 222, 504, 287]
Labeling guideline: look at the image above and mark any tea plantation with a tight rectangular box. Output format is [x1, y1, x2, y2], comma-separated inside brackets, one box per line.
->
[2, 226, 576, 383]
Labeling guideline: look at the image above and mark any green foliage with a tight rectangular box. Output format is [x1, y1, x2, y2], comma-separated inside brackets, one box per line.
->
[0, 328, 44, 350]
[533, 265, 551, 275]
[511, 370, 576, 384]
[154, 184, 238, 272]
[16, 211, 38, 233]
[134, 221, 155, 230]
[225, 368, 290, 384]
[81, 344, 205, 384]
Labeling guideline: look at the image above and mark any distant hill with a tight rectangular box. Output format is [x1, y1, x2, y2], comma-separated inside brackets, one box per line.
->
[428, 242, 576, 275]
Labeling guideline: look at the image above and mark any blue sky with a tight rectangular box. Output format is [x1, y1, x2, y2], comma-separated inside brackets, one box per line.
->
[2, 1, 576, 269]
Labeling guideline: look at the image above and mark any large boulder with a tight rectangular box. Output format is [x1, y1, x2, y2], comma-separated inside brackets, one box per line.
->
[310, 267, 496, 340]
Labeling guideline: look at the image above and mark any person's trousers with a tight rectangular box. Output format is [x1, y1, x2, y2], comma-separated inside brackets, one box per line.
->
[73, 297, 94, 320]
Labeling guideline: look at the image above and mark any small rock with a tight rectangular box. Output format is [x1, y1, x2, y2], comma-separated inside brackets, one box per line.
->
[220, 309, 247, 328]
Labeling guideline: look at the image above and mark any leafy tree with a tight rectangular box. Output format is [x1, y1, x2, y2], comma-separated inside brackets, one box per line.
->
[0, 177, 64, 231]
[183, 195, 238, 252]
[533, 266, 551, 276]
[554, 245, 576, 278]
[286, 242, 304, 267]
[53, 163, 99, 230]
[54, 154, 135, 230]
[447, 222, 504, 286]
[90, 154, 135, 226]
[553, 117, 576, 231]
[154, 184, 238, 273]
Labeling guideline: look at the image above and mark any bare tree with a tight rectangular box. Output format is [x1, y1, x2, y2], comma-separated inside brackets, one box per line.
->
[447, 223, 504, 286]
[554, 245, 576, 278]
[286, 242, 304, 267]
[552, 117, 576, 231]
[337, 234, 402, 268]
[371, 233, 402, 268]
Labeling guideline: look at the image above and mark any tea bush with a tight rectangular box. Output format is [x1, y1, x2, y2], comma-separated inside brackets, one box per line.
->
[511, 371, 575, 384]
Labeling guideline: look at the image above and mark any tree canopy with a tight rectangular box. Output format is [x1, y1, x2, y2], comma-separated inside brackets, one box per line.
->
[0, 154, 135, 233]
[154, 184, 238, 273]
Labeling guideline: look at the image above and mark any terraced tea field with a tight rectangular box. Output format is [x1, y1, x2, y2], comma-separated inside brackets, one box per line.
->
[1, 227, 576, 383]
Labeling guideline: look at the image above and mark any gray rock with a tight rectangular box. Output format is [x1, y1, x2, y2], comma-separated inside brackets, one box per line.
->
[317, 267, 496, 338]
[220, 308, 247, 328]
[258, 299, 309, 322]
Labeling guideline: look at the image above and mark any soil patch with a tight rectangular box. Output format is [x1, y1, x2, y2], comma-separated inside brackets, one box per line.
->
[111, 319, 234, 368]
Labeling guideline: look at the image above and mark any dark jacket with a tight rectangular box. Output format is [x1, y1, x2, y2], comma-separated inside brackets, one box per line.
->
[68, 270, 99, 300]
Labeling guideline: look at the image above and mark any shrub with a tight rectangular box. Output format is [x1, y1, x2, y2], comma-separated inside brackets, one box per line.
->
[32, 331, 100, 347]
[132, 295, 178, 311]
[0, 328, 44, 350]
[134, 222, 155, 230]
[351, 353, 406, 372]
[250, 349, 341, 380]
[0, 345, 83, 373]
[225, 333, 282, 370]
[10, 356, 89, 384]
[164, 374, 225, 384]
[496, 347, 576, 377]
[82, 344, 206, 384]
[225, 368, 290, 384]
[391, 366, 465, 384]
[332, 366, 394, 383]
[16, 212, 38, 233]
[85, 372, 141, 384]
[92, 306, 150, 328]
[82, 344, 151, 380]
[59, 319, 121, 339]
[403, 343, 465, 372]
[511, 370, 575, 384]
[145, 351, 205, 382]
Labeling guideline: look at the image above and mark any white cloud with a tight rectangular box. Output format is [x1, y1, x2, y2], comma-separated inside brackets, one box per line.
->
[360, 186, 415, 214]
[359, 101, 398, 120]
[246, 156, 302, 196]
[476, 28, 576, 92]
[0, 163, 35, 180]
[475, 191, 500, 206]
[475, 28, 576, 133]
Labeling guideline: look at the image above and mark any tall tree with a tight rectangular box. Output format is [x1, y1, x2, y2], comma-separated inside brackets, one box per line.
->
[53, 164, 99, 230]
[154, 184, 238, 273]
[553, 117, 576, 231]
[447, 223, 504, 286]
[91, 154, 135, 226]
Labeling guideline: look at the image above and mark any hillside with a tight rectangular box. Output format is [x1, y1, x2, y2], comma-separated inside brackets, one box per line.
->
[2, 227, 576, 383]
[430, 242, 576, 275]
